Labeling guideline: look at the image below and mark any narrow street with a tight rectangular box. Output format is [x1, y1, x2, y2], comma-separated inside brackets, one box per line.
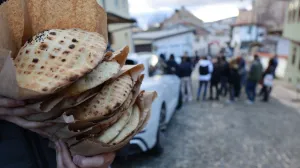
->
[113, 85, 300, 168]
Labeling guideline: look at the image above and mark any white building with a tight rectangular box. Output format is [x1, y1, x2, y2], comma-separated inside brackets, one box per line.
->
[230, 10, 267, 55]
[97, 0, 135, 52]
[231, 24, 267, 53]
[133, 26, 196, 62]
[204, 17, 236, 56]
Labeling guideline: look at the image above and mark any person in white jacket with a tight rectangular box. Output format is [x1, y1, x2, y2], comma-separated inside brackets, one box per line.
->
[197, 56, 214, 101]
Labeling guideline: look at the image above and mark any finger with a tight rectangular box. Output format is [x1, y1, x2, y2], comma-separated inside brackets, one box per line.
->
[30, 128, 51, 138]
[56, 141, 64, 168]
[73, 153, 115, 168]
[3, 116, 53, 129]
[59, 140, 77, 168]
[0, 107, 38, 116]
[0, 97, 25, 107]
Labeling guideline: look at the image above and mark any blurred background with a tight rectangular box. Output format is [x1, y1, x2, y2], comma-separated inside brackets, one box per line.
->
[97, 0, 300, 167]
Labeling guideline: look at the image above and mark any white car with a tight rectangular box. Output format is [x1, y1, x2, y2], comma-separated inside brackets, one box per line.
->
[123, 53, 181, 155]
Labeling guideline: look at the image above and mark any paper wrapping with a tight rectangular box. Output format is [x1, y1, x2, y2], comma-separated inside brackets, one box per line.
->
[68, 91, 157, 156]
[0, 0, 108, 100]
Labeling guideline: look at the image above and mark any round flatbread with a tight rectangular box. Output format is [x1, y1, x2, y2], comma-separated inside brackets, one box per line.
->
[73, 74, 133, 121]
[14, 28, 107, 94]
[110, 104, 140, 145]
[97, 106, 133, 144]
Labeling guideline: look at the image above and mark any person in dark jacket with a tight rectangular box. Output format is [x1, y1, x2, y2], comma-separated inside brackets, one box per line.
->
[166, 54, 179, 75]
[227, 59, 241, 103]
[270, 54, 278, 77]
[258, 58, 276, 100]
[245, 55, 263, 104]
[209, 57, 222, 100]
[219, 56, 230, 97]
[236, 55, 247, 97]
[179, 56, 193, 102]
[260, 66, 274, 102]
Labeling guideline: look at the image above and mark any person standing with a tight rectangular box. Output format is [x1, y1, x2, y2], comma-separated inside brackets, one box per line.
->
[270, 54, 278, 77]
[197, 56, 213, 101]
[237, 55, 247, 97]
[193, 51, 200, 67]
[260, 67, 274, 102]
[209, 57, 222, 100]
[179, 56, 193, 102]
[166, 54, 179, 75]
[228, 59, 241, 103]
[219, 56, 230, 97]
[245, 55, 263, 104]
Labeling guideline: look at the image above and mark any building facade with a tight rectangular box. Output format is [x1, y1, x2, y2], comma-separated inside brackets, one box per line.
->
[97, 0, 135, 52]
[230, 9, 267, 56]
[133, 26, 196, 63]
[283, 0, 300, 86]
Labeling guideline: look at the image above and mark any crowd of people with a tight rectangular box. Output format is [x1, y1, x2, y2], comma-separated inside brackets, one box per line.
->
[163, 52, 279, 105]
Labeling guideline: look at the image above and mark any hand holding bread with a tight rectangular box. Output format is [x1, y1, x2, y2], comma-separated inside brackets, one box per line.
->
[0, 0, 157, 158]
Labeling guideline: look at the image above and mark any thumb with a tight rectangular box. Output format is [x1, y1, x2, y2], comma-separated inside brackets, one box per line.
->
[73, 153, 115, 168]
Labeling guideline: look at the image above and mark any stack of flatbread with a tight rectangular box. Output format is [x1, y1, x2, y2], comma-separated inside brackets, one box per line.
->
[0, 0, 157, 156]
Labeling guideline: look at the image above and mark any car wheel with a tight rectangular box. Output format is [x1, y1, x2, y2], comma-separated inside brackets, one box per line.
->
[148, 106, 165, 155]
[176, 90, 183, 110]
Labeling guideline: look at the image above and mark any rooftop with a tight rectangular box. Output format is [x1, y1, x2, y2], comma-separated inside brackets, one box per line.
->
[133, 26, 195, 40]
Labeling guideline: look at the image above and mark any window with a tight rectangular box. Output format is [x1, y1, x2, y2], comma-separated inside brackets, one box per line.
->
[289, 10, 292, 23]
[299, 3, 300, 21]
[298, 48, 300, 70]
[248, 26, 252, 34]
[292, 46, 297, 65]
[125, 59, 137, 65]
[148, 55, 166, 77]
[114, 0, 119, 8]
[108, 32, 113, 45]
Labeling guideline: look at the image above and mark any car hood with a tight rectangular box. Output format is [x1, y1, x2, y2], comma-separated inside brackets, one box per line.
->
[140, 76, 162, 91]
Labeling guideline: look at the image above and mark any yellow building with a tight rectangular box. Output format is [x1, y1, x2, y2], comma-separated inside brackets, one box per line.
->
[283, 0, 300, 86]
[97, 0, 135, 52]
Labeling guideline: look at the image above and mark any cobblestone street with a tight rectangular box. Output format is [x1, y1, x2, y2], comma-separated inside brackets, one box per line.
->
[113, 85, 300, 168]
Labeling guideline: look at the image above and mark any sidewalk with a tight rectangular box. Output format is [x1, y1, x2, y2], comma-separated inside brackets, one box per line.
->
[271, 80, 300, 113]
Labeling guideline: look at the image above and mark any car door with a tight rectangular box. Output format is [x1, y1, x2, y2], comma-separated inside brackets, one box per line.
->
[147, 55, 179, 123]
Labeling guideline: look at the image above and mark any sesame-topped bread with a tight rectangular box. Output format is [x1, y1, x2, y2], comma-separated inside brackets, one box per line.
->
[14, 28, 107, 94]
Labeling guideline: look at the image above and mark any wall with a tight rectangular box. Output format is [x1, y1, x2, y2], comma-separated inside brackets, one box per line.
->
[153, 32, 194, 61]
[193, 35, 208, 56]
[97, 0, 134, 52]
[277, 38, 290, 56]
[283, 0, 300, 42]
[285, 42, 300, 86]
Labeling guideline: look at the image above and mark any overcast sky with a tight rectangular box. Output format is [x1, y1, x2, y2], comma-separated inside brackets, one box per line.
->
[128, 0, 252, 29]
